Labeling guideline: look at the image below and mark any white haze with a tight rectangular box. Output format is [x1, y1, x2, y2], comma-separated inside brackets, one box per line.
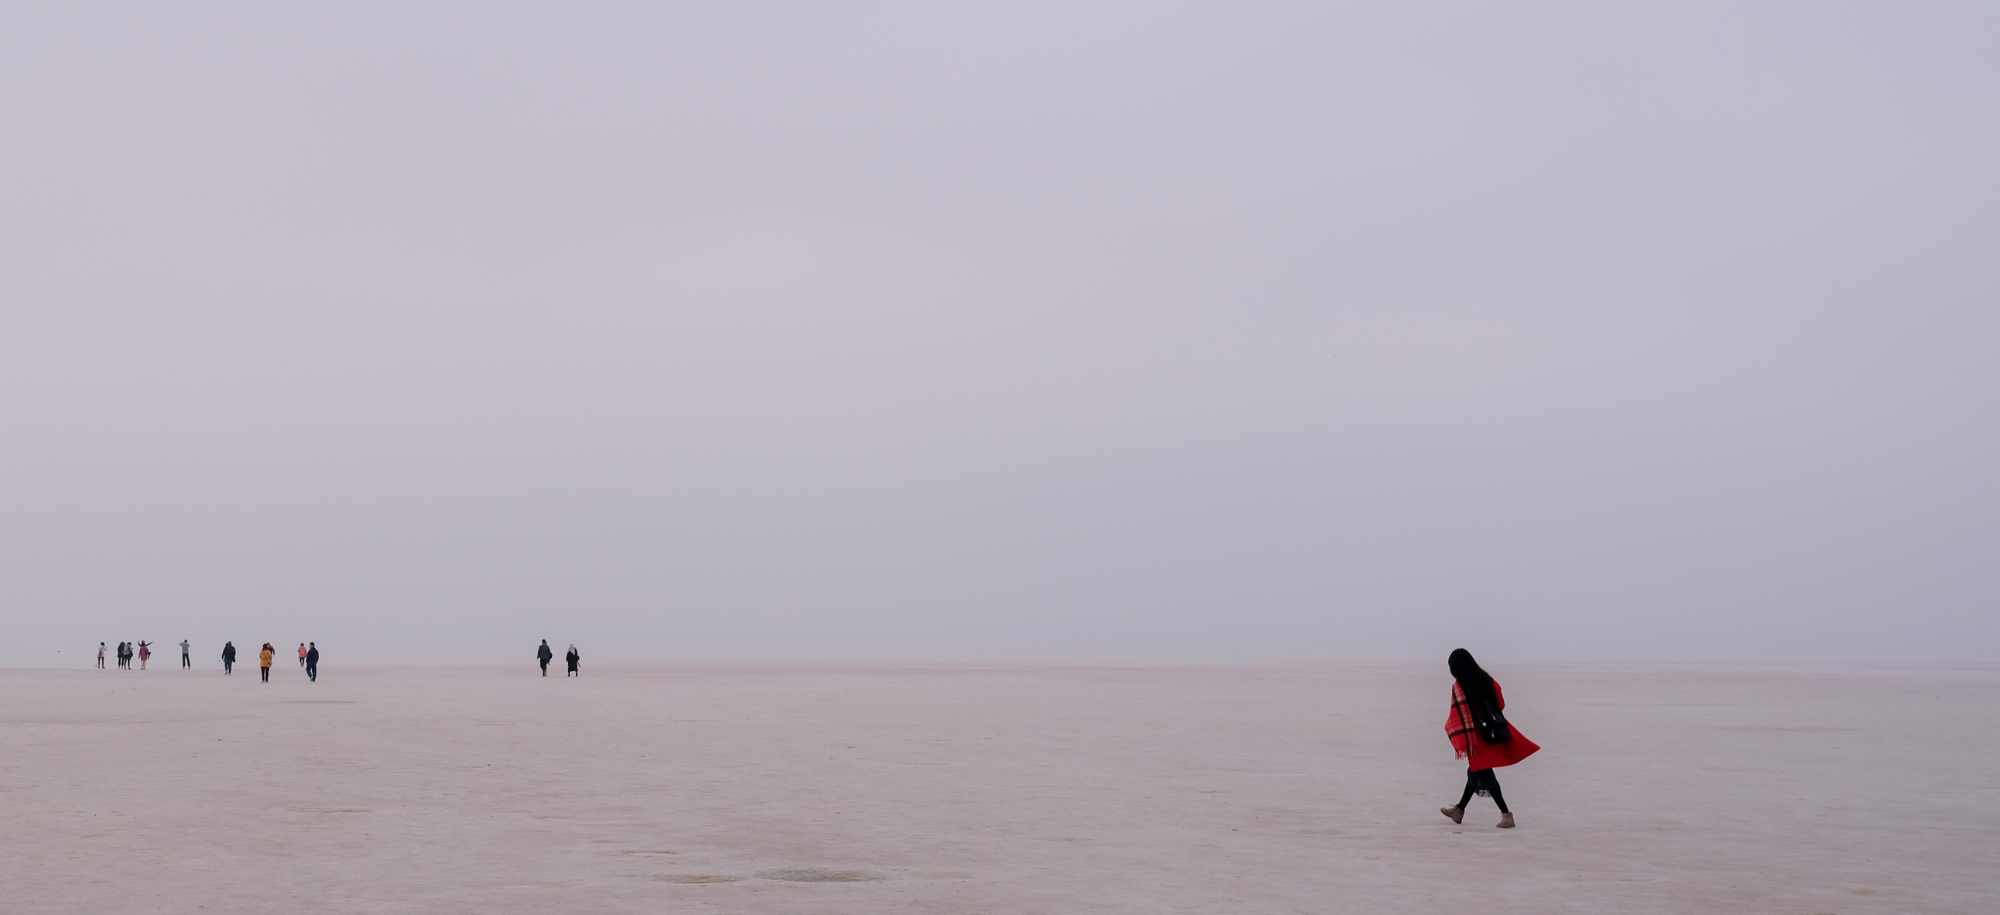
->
[1, 2, 1995, 665]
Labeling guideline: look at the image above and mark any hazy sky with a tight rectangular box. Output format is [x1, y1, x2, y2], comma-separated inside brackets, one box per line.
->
[2, 2, 1995, 665]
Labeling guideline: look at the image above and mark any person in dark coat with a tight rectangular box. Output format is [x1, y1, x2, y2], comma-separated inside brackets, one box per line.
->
[305, 642, 319, 682]
[221, 641, 237, 675]
[537, 640, 553, 676]
[1440, 648, 1540, 829]
[565, 645, 580, 677]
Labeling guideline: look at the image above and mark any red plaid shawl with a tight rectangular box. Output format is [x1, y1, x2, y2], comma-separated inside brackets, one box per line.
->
[1445, 680, 1540, 770]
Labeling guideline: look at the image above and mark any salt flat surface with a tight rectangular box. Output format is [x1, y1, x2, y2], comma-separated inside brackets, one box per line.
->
[1, 661, 1995, 914]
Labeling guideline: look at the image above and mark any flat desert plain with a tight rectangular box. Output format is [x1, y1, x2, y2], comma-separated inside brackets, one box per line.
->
[1, 661, 1994, 914]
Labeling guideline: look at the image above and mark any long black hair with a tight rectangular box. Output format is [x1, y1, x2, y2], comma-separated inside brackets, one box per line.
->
[1448, 648, 1499, 718]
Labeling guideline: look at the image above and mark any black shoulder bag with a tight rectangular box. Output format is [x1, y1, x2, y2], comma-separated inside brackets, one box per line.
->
[1459, 687, 1512, 745]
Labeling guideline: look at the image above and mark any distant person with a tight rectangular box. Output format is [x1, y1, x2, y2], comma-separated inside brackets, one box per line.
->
[298, 643, 307, 667]
[222, 641, 237, 675]
[537, 640, 553, 676]
[117, 642, 130, 670]
[305, 642, 319, 682]
[137, 641, 151, 670]
[1440, 649, 1539, 829]
[565, 644, 580, 677]
[259, 643, 275, 683]
[180, 639, 191, 669]
[97, 642, 107, 669]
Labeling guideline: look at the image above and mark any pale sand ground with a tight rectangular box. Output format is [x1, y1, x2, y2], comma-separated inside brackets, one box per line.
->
[2, 662, 1995, 914]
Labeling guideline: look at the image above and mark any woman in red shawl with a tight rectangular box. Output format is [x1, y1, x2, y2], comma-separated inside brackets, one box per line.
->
[1441, 648, 1538, 828]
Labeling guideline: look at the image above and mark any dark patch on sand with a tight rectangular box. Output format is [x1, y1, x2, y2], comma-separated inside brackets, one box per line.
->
[757, 868, 884, 883]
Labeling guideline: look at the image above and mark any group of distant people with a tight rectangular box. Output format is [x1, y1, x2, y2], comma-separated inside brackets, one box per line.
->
[100, 637, 594, 681]
[102, 639, 319, 682]
[536, 640, 581, 676]
[100, 640, 189, 670]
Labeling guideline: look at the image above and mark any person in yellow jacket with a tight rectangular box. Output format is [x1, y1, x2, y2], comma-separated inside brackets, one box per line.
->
[259, 643, 275, 683]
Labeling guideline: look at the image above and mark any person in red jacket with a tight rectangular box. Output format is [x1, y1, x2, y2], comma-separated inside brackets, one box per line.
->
[1440, 648, 1539, 828]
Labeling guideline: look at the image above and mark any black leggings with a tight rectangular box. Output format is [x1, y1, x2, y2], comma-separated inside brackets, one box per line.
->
[1457, 768, 1508, 813]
